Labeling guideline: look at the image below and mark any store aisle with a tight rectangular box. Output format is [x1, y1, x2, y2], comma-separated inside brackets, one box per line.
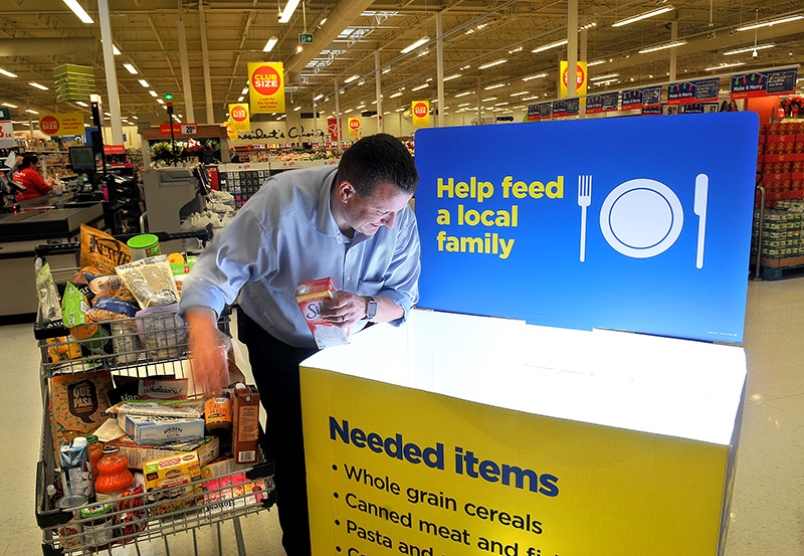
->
[1, 279, 802, 555]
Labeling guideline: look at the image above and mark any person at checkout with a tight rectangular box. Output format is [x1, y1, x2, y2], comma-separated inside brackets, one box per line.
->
[12, 154, 55, 201]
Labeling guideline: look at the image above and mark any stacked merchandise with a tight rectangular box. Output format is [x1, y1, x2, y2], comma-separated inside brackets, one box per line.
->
[35, 226, 273, 552]
[756, 121, 804, 208]
[752, 200, 804, 266]
[217, 166, 271, 209]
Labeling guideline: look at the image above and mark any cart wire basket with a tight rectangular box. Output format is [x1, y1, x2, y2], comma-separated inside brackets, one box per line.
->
[33, 233, 276, 556]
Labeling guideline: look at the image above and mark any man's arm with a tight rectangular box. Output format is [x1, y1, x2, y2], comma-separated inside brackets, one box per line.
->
[184, 306, 231, 396]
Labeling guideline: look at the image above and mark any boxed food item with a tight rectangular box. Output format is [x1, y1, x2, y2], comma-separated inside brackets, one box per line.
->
[295, 277, 349, 349]
[201, 457, 269, 516]
[50, 370, 113, 457]
[107, 435, 220, 470]
[232, 384, 260, 464]
[144, 452, 203, 516]
[118, 413, 205, 445]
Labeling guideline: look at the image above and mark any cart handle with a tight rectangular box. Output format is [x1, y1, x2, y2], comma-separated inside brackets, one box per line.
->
[34, 227, 214, 258]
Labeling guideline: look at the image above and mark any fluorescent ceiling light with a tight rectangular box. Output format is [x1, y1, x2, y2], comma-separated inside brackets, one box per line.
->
[495, 102, 509, 106]
[29, 82, 49, 90]
[0, 67, 18, 78]
[382, 67, 391, 74]
[25, 109, 39, 114]
[2, 102, 17, 108]
[482, 97, 498, 102]
[705, 62, 746, 71]
[638, 40, 687, 54]
[612, 5, 674, 27]
[724, 44, 775, 55]
[411, 83, 429, 91]
[314, 94, 324, 101]
[101, 40, 121, 55]
[587, 59, 606, 66]
[75, 101, 88, 107]
[479, 59, 507, 70]
[454, 91, 473, 98]
[457, 102, 470, 107]
[241, 87, 249, 95]
[278, 0, 302, 23]
[149, 90, 158, 97]
[590, 73, 620, 82]
[293, 105, 301, 111]
[443, 74, 462, 82]
[123, 63, 137, 74]
[532, 39, 567, 53]
[460, 64, 471, 70]
[401, 37, 430, 54]
[389, 92, 403, 98]
[344, 75, 360, 84]
[522, 95, 540, 101]
[238, 96, 245, 102]
[522, 73, 548, 81]
[344, 108, 353, 114]
[508, 46, 523, 54]
[395, 107, 405, 112]
[736, 14, 804, 32]
[510, 91, 530, 97]
[484, 83, 506, 90]
[138, 79, 150, 88]
[263, 36, 278, 52]
[337, 28, 355, 39]
[63, 0, 93, 24]
[157, 99, 165, 105]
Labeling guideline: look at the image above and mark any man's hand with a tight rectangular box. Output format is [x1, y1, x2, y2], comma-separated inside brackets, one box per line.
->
[320, 291, 367, 328]
[184, 307, 231, 397]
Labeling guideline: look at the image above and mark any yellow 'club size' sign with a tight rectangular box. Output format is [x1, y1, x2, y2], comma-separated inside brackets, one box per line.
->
[412, 100, 430, 127]
[248, 62, 285, 114]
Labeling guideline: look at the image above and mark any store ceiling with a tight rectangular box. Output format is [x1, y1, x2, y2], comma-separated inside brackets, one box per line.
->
[1, 0, 803, 129]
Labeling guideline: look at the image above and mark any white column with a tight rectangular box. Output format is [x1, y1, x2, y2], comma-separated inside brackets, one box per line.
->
[669, 20, 678, 82]
[198, 0, 214, 123]
[176, 13, 195, 123]
[567, 0, 578, 98]
[580, 27, 588, 119]
[98, 0, 123, 144]
[436, 12, 444, 127]
[334, 79, 341, 145]
[375, 50, 383, 133]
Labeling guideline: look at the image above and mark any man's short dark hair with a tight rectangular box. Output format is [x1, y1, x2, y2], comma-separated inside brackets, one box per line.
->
[336, 133, 418, 197]
[22, 154, 39, 169]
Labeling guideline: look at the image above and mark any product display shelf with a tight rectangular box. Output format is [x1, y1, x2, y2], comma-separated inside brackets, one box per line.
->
[32, 242, 276, 555]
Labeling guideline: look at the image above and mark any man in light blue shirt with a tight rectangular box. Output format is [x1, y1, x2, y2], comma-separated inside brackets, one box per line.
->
[179, 133, 420, 554]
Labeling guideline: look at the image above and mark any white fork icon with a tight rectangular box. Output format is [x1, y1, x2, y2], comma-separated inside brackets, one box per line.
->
[578, 175, 592, 262]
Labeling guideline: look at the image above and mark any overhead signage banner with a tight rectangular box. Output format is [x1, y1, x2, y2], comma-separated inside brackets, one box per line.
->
[667, 78, 720, 106]
[411, 100, 430, 127]
[38, 113, 85, 136]
[347, 117, 361, 136]
[0, 109, 12, 148]
[228, 103, 250, 132]
[586, 92, 619, 114]
[552, 98, 579, 118]
[248, 62, 285, 114]
[559, 61, 588, 101]
[414, 113, 760, 343]
[327, 117, 342, 142]
[225, 122, 237, 140]
[730, 68, 798, 99]
[642, 104, 664, 116]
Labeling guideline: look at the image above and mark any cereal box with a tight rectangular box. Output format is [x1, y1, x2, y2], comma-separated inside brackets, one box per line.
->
[295, 277, 349, 349]
[50, 370, 113, 459]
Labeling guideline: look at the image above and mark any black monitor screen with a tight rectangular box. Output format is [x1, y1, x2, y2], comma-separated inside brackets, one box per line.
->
[69, 146, 96, 172]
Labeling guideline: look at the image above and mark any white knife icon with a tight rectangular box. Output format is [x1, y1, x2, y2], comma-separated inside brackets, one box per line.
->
[694, 174, 708, 269]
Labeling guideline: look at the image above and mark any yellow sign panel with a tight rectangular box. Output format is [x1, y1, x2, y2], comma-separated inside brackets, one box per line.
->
[302, 367, 730, 556]
[225, 122, 237, 140]
[412, 100, 430, 127]
[228, 103, 250, 132]
[38, 113, 85, 136]
[248, 62, 285, 114]
[560, 61, 588, 100]
[347, 117, 361, 136]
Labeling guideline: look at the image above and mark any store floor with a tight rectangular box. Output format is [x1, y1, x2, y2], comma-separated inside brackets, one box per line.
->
[1, 278, 802, 556]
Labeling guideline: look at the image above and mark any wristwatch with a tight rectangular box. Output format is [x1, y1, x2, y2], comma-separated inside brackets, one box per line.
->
[366, 297, 378, 320]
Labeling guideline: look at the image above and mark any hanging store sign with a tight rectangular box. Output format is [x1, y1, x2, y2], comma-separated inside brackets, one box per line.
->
[347, 117, 361, 135]
[667, 78, 720, 106]
[527, 102, 552, 121]
[641, 104, 664, 116]
[552, 98, 580, 118]
[38, 113, 85, 136]
[411, 100, 430, 127]
[623, 86, 663, 109]
[560, 61, 588, 100]
[327, 117, 341, 142]
[53, 64, 95, 103]
[248, 62, 285, 114]
[225, 122, 237, 141]
[228, 103, 251, 132]
[103, 144, 126, 154]
[586, 92, 620, 114]
[730, 68, 798, 99]
[0, 108, 12, 149]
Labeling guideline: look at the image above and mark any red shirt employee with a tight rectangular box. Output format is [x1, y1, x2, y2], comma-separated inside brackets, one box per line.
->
[12, 154, 54, 201]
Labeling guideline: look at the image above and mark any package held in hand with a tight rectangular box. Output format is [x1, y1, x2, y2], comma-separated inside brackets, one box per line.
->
[295, 277, 349, 349]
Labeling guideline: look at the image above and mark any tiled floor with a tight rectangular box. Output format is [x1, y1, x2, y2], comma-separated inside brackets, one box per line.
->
[1, 278, 802, 555]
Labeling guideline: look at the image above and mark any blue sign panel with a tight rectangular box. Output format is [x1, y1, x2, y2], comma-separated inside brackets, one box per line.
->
[414, 113, 759, 343]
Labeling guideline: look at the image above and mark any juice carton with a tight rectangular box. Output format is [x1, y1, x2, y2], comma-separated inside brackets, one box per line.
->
[295, 277, 349, 349]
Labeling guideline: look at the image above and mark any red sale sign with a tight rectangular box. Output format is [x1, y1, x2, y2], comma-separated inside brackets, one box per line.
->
[39, 116, 60, 135]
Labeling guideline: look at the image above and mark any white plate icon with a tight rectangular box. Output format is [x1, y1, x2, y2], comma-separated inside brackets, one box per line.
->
[599, 178, 684, 258]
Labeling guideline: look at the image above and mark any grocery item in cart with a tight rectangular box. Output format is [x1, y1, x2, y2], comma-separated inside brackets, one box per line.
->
[94, 446, 135, 502]
[118, 413, 206, 445]
[116, 255, 179, 309]
[50, 370, 113, 459]
[80, 224, 133, 276]
[232, 384, 260, 464]
[144, 452, 204, 516]
[80, 503, 113, 551]
[107, 435, 220, 470]
[295, 277, 349, 348]
[135, 304, 186, 361]
[59, 436, 93, 502]
[35, 260, 62, 325]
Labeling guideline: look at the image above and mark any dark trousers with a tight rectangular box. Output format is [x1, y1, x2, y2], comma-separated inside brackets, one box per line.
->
[238, 310, 318, 556]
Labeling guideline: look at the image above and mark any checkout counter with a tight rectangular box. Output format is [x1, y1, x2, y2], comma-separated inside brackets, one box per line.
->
[0, 195, 104, 317]
[142, 166, 209, 254]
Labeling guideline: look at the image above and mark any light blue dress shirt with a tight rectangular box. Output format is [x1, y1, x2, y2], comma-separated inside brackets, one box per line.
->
[179, 165, 421, 348]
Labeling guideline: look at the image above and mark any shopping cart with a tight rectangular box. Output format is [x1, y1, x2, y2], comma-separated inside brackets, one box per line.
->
[33, 231, 276, 556]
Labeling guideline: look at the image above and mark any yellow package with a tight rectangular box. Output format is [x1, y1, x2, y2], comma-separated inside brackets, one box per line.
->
[144, 452, 203, 516]
[47, 335, 83, 363]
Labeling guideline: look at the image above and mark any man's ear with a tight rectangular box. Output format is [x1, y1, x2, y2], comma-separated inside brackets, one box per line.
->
[337, 181, 356, 203]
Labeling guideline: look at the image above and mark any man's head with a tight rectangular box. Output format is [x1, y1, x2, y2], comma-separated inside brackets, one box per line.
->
[331, 134, 418, 237]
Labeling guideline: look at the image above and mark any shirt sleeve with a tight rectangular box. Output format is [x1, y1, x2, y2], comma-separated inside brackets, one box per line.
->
[25, 169, 52, 195]
[377, 208, 421, 325]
